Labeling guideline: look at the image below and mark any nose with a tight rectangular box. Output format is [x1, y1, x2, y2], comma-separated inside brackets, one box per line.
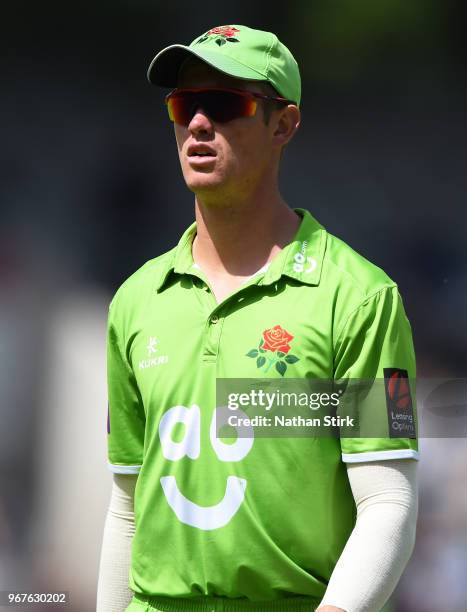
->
[187, 105, 214, 135]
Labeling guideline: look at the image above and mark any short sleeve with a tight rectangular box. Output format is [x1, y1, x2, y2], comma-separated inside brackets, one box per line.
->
[334, 285, 419, 463]
[106, 298, 145, 474]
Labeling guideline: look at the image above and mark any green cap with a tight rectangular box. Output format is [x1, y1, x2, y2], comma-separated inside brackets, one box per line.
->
[147, 24, 301, 106]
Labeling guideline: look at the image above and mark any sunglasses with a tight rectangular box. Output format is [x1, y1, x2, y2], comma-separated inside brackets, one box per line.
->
[164, 87, 294, 126]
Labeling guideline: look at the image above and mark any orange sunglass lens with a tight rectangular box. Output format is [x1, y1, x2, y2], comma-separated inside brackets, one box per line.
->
[166, 91, 258, 125]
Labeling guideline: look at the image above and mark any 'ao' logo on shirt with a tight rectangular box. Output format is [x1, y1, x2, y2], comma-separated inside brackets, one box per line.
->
[159, 405, 254, 531]
[293, 241, 317, 274]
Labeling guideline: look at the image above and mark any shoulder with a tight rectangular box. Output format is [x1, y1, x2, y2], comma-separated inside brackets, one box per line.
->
[320, 230, 403, 334]
[108, 247, 176, 317]
[323, 230, 397, 300]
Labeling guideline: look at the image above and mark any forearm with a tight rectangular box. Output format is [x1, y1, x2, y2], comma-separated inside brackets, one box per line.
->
[317, 459, 418, 612]
[96, 474, 137, 612]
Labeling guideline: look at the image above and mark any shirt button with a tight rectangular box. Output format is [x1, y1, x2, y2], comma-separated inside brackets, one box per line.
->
[210, 315, 219, 324]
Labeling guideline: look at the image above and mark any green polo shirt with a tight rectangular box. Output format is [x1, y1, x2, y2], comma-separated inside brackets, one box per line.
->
[106, 207, 418, 609]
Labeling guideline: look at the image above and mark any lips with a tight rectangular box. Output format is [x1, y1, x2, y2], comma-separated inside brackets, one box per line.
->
[187, 144, 217, 158]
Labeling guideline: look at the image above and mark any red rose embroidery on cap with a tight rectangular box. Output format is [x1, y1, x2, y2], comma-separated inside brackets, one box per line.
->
[195, 26, 241, 46]
[207, 26, 240, 38]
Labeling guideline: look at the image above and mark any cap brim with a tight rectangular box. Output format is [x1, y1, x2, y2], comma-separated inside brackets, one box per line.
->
[147, 44, 266, 87]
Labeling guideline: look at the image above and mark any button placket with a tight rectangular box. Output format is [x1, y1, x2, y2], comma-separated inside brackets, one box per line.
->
[203, 311, 224, 359]
[200, 278, 264, 361]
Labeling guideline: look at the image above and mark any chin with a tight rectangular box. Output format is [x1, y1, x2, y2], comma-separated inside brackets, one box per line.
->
[184, 170, 226, 193]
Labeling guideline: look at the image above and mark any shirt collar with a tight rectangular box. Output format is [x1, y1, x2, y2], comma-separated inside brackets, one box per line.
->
[154, 220, 197, 292]
[155, 208, 326, 293]
[261, 208, 326, 287]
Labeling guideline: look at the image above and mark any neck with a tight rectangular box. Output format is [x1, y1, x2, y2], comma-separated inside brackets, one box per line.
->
[192, 183, 301, 278]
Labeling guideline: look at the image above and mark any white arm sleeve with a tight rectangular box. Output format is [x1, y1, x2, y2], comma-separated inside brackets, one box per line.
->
[96, 474, 137, 612]
[317, 458, 418, 612]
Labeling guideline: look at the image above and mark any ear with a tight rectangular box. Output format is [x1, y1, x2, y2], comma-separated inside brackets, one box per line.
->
[272, 105, 301, 148]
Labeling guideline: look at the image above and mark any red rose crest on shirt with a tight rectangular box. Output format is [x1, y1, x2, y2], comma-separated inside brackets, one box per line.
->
[195, 26, 241, 46]
[246, 325, 300, 376]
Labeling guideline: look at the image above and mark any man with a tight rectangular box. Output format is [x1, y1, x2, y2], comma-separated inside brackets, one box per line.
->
[97, 25, 419, 612]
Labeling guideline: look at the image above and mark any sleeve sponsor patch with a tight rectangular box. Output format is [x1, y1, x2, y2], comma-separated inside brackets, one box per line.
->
[383, 368, 416, 439]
